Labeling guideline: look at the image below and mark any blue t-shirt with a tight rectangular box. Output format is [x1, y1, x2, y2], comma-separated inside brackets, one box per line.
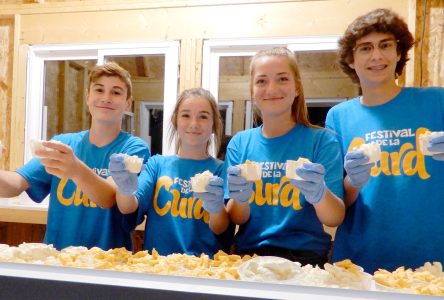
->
[128, 155, 232, 257]
[17, 130, 150, 250]
[224, 124, 344, 256]
[326, 87, 444, 273]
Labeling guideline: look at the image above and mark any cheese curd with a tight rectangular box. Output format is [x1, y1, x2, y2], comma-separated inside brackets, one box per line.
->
[374, 262, 444, 296]
[122, 154, 144, 173]
[285, 157, 311, 180]
[353, 143, 381, 163]
[30, 139, 63, 158]
[419, 131, 444, 156]
[191, 170, 213, 193]
[239, 160, 262, 181]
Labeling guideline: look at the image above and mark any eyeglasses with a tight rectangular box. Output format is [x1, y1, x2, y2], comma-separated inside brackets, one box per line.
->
[353, 39, 398, 57]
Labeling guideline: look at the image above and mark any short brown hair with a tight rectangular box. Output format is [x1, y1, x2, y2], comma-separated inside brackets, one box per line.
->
[170, 88, 223, 155]
[88, 61, 133, 99]
[249, 47, 314, 128]
[338, 8, 414, 84]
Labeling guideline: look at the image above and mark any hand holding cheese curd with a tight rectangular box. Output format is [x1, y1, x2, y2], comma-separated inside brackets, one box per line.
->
[325, 8, 444, 273]
[225, 47, 344, 266]
[112, 88, 233, 257]
[419, 131, 444, 160]
[0, 62, 150, 251]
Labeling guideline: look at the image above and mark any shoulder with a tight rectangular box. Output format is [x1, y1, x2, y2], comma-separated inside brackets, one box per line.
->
[302, 125, 338, 142]
[120, 132, 149, 148]
[51, 131, 86, 145]
[229, 127, 259, 145]
[328, 97, 360, 114]
[404, 86, 444, 98]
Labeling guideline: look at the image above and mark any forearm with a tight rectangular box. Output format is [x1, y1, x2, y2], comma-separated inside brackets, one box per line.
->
[115, 192, 139, 214]
[71, 160, 116, 208]
[313, 189, 345, 227]
[343, 176, 360, 207]
[208, 208, 229, 234]
[227, 199, 250, 225]
[0, 171, 29, 197]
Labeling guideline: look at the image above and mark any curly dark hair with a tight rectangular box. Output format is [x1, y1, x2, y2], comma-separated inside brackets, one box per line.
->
[338, 8, 414, 84]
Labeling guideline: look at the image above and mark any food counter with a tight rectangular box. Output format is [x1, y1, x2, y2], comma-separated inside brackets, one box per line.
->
[0, 261, 430, 300]
[0, 194, 48, 225]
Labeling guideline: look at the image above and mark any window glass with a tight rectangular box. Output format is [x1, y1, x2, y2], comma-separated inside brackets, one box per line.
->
[44, 60, 96, 139]
[104, 55, 166, 155]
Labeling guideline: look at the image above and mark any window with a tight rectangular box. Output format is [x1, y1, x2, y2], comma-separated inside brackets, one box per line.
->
[25, 42, 179, 163]
[202, 37, 359, 132]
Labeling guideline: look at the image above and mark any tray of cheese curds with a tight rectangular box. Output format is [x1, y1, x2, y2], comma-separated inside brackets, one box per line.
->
[237, 256, 374, 291]
[0, 243, 252, 280]
[374, 262, 444, 296]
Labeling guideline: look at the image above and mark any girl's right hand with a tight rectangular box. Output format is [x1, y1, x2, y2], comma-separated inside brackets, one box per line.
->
[194, 176, 225, 214]
[228, 166, 252, 203]
[109, 154, 138, 195]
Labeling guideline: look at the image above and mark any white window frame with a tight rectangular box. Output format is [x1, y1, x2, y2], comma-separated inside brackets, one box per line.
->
[218, 100, 233, 136]
[202, 37, 341, 130]
[25, 41, 179, 162]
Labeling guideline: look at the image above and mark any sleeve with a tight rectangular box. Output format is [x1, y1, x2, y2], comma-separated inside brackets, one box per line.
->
[315, 131, 344, 200]
[223, 135, 242, 199]
[120, 136, 151, 164]
[325, 106, 337, 132]
[16, 158, 52, 203]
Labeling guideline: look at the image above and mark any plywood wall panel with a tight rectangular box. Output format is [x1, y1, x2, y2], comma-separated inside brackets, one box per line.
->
[0, 18, 13, 170]
[19, 1, 409, 44]
[414, 0, 444, 87]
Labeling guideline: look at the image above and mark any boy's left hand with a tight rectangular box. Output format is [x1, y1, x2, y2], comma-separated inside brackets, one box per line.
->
[194, 176, 225, 214]
[289, 162, 327, 205]
[429, 132, 444, 161]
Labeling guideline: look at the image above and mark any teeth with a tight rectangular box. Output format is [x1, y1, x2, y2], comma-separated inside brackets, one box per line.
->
[369, 65, 386, 70]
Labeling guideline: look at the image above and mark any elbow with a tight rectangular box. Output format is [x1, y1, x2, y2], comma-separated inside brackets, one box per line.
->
[210, 223, 228, 235]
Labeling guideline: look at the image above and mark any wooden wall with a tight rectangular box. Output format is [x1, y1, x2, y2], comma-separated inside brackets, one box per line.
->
[0, 0, 412, 170]
[414, 0, 444, 87]
[1, 0, 443, 249]
[0, 17, 14, 171]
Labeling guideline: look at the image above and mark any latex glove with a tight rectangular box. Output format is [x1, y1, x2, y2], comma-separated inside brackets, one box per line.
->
[194, 176, 225, 214]
[228, 166, 253, 203]
[344, 150, 373, 188]
[109, 154, 138, 195]
[429, 132, 444, 161]
[290, 162, 327, 205]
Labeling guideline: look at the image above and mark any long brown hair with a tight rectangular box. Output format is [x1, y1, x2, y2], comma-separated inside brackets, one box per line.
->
[249, 47, 315, 128]
[169, 88, 223, 155]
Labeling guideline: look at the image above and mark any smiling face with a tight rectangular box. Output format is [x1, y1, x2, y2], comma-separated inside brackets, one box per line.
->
[176, 96, 214, 152]
[251, 56, 299, 121]
[349, 32, 401, 89]
[86, 75, 132, 125]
